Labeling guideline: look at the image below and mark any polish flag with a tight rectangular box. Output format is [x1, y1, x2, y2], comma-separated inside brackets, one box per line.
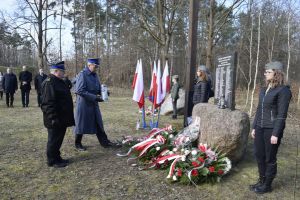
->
[161, 61, 170, 100]
[132, 59, 144, 108]
[131, 60, 139, 89]
[149, 61, 157, 102]
[154, 60, 163, 108]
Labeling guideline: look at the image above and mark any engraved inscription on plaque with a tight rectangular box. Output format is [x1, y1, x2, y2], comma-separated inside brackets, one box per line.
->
[214, 53, 237, 110]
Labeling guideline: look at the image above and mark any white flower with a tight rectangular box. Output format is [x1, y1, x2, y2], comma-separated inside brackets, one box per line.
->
[169, 151, 174, 155]
[184, 150, 190, 155]
[181, 156, 186, 162]
[156, 147, 160, 151]
[172, 175, 177, 181]
[169, 134, 174, 139]
[181, 148, 185, 152]
[166, 175, 171, 179]
[191, 150, 198, 156]
[223, 157, 232, 174]
[172, 148, 178, 152]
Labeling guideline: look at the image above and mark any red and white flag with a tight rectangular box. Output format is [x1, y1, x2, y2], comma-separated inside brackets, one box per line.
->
[131, 60, 139, 89]
[149, 61, 157, 102]
[161, 61, 170, 100]
[132, 59, 144, 108]
[154, 60, 163, 108]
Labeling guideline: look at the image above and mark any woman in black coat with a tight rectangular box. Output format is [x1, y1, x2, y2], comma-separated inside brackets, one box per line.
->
[249, 61, 292, 194]
[192, 65, 210, 105]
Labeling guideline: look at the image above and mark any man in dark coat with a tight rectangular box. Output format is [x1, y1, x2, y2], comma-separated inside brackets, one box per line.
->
[171, 75, 180, 119]
[34, 68, 47, 107]
[2, 68, 18, 107]
[74, 58, 119, 151]
[19, 65, 32, 107]
[41, 61, 75, 168]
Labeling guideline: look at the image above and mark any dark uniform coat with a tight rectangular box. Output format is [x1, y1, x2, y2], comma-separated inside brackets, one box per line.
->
[171, 82, 180, 100]
[19, 71, 32, 91]
[2, 73, 18, 93]
[41, 74, 75, 129]
[34, 73, 48, 93]
[74, 67, 103, 134]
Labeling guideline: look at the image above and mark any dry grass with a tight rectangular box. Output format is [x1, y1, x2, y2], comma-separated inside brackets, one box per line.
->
[0, 89, 299, 199]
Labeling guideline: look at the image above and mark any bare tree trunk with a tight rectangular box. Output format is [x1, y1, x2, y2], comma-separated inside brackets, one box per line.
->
[206, 0, 214, 71]
[245, 4, 254, 108]
[38, 0, 43, 69]
[59, 0, 64, 60]
[298, 87, 300, 109]
[287, 12, 291, 82]
[44, 0, 48, 67]
[106, 0, 111, 69]
[73, 0, 78, 73]
[249, 10, 261, 116]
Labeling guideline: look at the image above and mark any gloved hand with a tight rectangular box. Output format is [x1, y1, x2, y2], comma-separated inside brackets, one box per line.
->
[96, 95, 104, 102]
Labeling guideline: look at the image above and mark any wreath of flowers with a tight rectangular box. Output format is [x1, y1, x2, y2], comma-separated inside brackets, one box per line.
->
[117, 125, 231, 185]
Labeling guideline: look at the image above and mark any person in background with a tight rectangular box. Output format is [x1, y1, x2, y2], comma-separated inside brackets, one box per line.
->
[2, 68, 18, 107]
[170, 75, 180, 119]
[73, 58, 120, 151]
[0, 71, 4, 100]
[250, 61, 292, 194]
[34, 68, 47, 107]
[19, 65, 32, 107]
[41, 61, 75, 168]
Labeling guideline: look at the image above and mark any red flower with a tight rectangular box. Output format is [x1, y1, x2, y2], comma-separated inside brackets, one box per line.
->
[192, 161, 200, 167]
[218, 169, 224, 175]
[155, 163, 161, 169]
[209, 166, 215, 173]
[198, 157, 205, 163]
[191, 169, 198, 177]
[177, 168, 182, 177]
[198, 145, 206, 152]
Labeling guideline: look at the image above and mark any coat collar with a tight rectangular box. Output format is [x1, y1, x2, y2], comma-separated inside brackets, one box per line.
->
[84, 66, 96, 76]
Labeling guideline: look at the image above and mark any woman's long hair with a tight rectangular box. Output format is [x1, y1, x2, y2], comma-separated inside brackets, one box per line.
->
[197, 71, 207, 82]
[266, 69, 286, 88]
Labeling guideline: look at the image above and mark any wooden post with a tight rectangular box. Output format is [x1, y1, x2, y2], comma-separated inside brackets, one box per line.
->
[184, 0, 200, 126]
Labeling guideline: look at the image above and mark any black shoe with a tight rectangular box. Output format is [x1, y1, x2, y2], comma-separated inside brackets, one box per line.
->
[101, 141, 122, 148]
[48, 161, 68, 168]
[75, 143, 87, 151]
[249, 177, 265, 191]
[58, 157, 69, 164]
[254, 184, 272, 194]
[23, 105, 25, 108]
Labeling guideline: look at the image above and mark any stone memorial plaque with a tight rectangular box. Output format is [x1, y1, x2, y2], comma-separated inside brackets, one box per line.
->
[214, 52, 237, 110]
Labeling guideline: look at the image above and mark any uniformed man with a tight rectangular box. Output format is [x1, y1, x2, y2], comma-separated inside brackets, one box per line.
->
[41, 61, 75, 168]
[74, 58, 119, 151]
[2, 67, 18, 107]
[19, 65, 32, 107]
[171, 75, 180, 119]
[34, 68, 47, 107]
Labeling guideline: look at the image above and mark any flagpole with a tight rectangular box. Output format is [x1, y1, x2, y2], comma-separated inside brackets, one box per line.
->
[156, 107, 161, 128]
[142, 105, 147, 129]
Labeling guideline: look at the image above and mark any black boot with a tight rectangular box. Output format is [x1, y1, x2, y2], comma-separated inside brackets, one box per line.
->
[75, 134, 86, 151]
[254, 177, 273, 194]
[249, 177, 265, 191]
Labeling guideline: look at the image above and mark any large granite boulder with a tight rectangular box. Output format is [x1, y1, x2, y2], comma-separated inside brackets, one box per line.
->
[193, 103, 250, 164]
[160, 89, 185, 115]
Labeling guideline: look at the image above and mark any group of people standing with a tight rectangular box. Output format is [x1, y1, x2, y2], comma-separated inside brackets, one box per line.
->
[40, 58, 119, 168]
[0, 66, 48, 107]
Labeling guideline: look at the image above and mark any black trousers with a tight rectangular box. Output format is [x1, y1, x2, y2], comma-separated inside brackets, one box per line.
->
[47, 127, 67, 164]
[5, 92, 14, 106]
[21, 89, 30, 106]
[172, 99, 178, 117]
[0, 91, 3, 99]
[254, 126, 282, 178]
[75, 123, 109, 146]
[37, 92, 42, 106]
